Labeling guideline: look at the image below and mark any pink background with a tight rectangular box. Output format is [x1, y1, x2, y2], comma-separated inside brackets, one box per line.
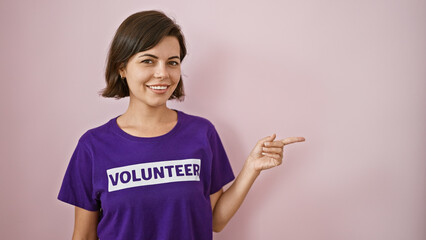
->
[1, 0, 425, 239]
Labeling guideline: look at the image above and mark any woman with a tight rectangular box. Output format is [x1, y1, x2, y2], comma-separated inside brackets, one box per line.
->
[58, 10, 305, 240]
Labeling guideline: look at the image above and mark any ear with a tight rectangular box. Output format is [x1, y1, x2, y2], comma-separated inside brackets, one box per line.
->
[118, 63, 126, 78]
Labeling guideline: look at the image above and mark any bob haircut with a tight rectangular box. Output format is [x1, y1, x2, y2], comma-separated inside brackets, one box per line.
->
[100, 10, 186, 100]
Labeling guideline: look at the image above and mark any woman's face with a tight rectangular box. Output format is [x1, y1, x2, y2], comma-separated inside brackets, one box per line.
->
[120, 36, 181, 108]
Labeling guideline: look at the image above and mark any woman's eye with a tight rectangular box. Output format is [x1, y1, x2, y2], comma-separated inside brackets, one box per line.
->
[169, 61, 179, 66]
[141, 59, 153, 64]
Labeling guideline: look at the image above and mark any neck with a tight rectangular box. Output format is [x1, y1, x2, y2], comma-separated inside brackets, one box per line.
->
[121, 99, 174, 126]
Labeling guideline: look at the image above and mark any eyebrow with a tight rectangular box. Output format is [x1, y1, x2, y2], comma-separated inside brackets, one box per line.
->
[138, 54, 180, 60]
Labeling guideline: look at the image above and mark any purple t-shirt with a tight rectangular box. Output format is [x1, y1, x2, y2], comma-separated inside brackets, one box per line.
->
[58, 110, 235, 240]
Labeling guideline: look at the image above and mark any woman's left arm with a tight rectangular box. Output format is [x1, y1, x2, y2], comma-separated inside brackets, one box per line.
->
[210, 134, 305, 232]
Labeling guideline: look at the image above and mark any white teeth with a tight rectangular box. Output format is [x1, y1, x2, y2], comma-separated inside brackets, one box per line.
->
[149, 85, 168, 90]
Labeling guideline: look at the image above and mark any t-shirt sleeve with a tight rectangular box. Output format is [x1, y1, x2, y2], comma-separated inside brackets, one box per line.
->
[58, 139, 100, 211]
[208, 125, 235, 194]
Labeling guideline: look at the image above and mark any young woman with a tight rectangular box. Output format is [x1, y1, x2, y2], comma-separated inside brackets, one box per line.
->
[58, 10, 305, 240]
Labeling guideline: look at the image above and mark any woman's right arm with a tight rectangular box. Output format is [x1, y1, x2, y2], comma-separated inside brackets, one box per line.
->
[72, 206, 99, 240]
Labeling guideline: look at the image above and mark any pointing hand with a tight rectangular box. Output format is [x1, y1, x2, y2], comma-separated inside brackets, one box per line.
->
[247, 134, 305, 172]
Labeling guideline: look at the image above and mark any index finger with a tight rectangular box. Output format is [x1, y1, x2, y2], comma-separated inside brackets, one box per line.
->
[280, 137, 305, 145]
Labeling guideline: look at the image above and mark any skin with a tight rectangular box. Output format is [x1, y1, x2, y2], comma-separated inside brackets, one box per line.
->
[72, 36, 305, 239]
[210, 134, 305, 232]
[73, 207, 98, 240]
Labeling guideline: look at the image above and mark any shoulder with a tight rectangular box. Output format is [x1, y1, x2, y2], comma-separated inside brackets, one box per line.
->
[177, 110, 221, 139]
[77, 117, 116, 145]
[178, 110, 215, 130]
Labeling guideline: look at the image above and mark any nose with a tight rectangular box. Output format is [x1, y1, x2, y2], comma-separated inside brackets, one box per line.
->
[154, 62, 168, 79]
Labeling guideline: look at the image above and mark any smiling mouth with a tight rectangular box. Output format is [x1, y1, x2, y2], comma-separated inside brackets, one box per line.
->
[147, 85, 169, 90]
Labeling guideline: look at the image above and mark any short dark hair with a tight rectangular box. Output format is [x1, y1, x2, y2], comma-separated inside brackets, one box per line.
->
[99, 10, 186, 100]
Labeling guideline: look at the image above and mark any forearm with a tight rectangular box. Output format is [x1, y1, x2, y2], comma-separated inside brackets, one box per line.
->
[72, 236, 98, 240]
[212, 159, 260, 232]
[72, 230, 98, 240]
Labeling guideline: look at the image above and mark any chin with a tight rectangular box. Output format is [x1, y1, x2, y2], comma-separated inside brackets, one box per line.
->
[147, 98, 171, 108]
